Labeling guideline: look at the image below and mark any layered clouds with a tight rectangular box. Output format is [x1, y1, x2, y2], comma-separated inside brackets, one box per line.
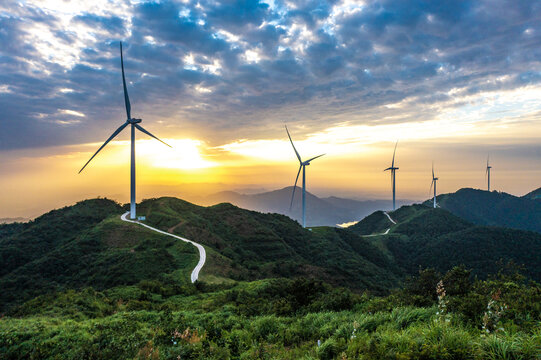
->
[1, 0, 541, 149]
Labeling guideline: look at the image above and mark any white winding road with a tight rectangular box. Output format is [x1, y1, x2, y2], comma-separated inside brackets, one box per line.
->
[363, 211, 396, 237]
[120, 212, 206, 283]
[384, 211, 397, 225]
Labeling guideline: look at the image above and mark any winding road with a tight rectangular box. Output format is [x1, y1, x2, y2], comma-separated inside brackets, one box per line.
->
[120, 212, 206, 283]
[384, 211, 397, 225]
[363, 211, 396, 237]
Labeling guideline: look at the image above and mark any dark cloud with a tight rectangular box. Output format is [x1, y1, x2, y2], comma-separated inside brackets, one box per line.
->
[72, 14, 126, 34]
[1, 0, 541, 150]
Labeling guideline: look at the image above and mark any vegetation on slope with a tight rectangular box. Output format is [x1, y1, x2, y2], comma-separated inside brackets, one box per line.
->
[435, 188, 541, 233]
[348, 211, 393, 235]
[136, 197, 400, 292]
[1, 267, 539, 359]
[351, 203, 541, 282]
[0, 199, 199, 311]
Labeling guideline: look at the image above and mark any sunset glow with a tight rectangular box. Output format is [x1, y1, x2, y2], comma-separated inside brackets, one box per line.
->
[1, 0, 541, 219]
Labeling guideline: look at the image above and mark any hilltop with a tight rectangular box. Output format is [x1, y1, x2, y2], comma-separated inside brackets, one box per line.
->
[350, 203, 541, 280]
[432, 187, 541, 233]
[523, 186, 541, 200]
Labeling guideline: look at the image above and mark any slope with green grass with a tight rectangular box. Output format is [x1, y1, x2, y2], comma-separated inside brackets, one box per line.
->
[351, 203, 541, 281]
[0, 199, 200, 311]
[135, 197, 401, 292]
[0, 197, 402, 312]
[434, 187, 541, 233]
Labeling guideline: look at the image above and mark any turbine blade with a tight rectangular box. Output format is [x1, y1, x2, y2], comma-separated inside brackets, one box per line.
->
[134, 124, 171, 147]
[289, 165, 302, 211]
[79, 122, 129, 173]
[285, 125, 302, 163]
[432, 162, 434, 180]
[305, 153, 325, 163]
[391, 140, 398, 168]
[429, 179, 434, 197]
[120, 42, 131, 120]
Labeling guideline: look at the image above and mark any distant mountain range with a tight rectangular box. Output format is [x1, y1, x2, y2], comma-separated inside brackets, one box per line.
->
[193, 186, 411, 227]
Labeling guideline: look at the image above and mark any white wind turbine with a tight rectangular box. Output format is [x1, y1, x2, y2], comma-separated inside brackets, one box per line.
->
[286, 125, 325, 228]
[384, 141, 399, 210]
[429, 162, 439, 208]
[79, 42, 171, 220]
[486, 155, 492, 191]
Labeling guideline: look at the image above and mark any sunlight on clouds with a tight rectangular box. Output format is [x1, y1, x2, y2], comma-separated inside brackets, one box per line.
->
[97, 139, 217, 170]
[19, 0, 131, 69]
[219, 119, 479, 161]
[438, 85, 541, 123]
[244, 50, 261, 63]
[59, 109, 85, 117]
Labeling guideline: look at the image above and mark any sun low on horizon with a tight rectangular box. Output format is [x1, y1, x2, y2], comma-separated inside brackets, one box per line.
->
[1, 0, 541, 219]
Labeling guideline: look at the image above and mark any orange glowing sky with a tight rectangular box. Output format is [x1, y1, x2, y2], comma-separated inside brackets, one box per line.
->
[1, 0, 541, 218]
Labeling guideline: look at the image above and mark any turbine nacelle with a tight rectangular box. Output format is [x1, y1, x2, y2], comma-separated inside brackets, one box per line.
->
[128, 118, 142, 124]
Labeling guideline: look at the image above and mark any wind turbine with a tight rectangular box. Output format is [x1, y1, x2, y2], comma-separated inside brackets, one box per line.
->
[486, 155, 492, 192]
[384, 141, 399, 210]
[286, 125, 325, 228]
[429, 162, 438, 208]
[79, 42, 171, 220]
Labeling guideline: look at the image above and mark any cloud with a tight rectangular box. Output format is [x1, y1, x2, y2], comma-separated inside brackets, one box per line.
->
[1, 0, 541, 150]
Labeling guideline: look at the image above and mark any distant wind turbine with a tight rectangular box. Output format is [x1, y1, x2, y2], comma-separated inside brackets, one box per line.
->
[384, 141, 399, 210]
[79, 42, 171, 220]
[429, 162, 439, 209]
[486, 155, 492, 192]
[286, 125, 325, 228]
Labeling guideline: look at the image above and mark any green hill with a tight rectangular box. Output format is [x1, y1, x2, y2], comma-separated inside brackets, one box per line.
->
[523, 186, 541, 200]
[4, 195, 541, 313]
[433, 187, 541, 233]
[136, 197, 400, 291]
[0, 199, 200, 311]
[1, 197, 541, 359]
[0, 197, 400, 311]
[351, 203, 541, 280]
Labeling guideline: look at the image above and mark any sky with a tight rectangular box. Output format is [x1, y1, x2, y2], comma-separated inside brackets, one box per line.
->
[1, 0, 541, 218]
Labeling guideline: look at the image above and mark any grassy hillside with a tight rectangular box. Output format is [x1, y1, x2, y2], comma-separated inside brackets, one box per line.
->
[0, 197, 402, 312]
[0, 199, 199, 311]
[523, 187, 541, 200]
[135, 197, 400, 292]
[1, 269, 539, 359]
[434, 188, 541, 233]
[1, 197, 540, 358]
[348, 211, 392, 235]
[352, 204, 541, 281]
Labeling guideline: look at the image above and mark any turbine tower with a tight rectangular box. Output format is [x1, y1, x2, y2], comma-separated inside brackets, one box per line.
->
[430, 162, 439, 209]
[286, 125, 325, 228]
[486, 155, 492, 192]
[384, 141, 399, 210]
[79, 42, 171, 220]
